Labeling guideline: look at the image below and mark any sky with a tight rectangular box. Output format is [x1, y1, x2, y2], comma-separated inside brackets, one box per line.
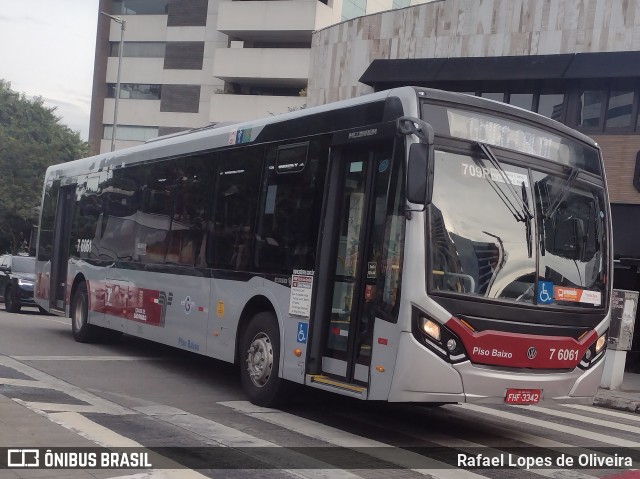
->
[0, 0, 99, 140]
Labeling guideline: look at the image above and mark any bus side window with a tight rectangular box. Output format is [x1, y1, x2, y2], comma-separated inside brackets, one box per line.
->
[166, 156, 212, 267]
[100, 167, 143, 262]
[208, 147, 263, 270]
[255, 138, 328, 273]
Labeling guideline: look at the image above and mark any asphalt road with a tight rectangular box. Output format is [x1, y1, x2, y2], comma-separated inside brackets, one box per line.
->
[0, 308, 638, 479]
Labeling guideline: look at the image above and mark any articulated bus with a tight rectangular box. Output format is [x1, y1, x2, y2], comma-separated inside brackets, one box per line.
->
[35, 87, 611, 407]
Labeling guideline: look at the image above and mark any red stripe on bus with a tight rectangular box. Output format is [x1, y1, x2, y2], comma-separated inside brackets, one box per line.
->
[445, 316, 598, 369]
[87, 281, 164, 326]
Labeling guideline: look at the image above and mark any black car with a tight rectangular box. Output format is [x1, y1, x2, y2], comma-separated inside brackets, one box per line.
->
[0, 254, 37, 313]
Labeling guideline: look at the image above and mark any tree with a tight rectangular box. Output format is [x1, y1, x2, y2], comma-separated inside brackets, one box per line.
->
[0, 80, 89, 254]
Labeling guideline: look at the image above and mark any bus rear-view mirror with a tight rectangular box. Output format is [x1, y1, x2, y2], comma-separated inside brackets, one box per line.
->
[407, 142, 428, 204]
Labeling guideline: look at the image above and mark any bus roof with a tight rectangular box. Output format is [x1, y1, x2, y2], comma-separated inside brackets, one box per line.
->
[46, 86, 598, 179]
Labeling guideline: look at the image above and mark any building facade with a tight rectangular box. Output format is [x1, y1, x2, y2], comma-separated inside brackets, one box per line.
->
[89, 0, 442, 154]
[308, 0, 640, 369]
[89, 0, 342, 153]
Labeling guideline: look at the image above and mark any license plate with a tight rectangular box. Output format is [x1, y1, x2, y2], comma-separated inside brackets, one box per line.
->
[505, 389, 541, 404]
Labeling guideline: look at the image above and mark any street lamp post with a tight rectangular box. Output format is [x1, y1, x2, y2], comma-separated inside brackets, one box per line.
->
[100, 12, 126, 152]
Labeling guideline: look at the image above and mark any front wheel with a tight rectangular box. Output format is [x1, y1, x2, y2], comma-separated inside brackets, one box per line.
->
[5, 286, 21, 313]
[240, 312, 294, 407]
[71, 282, 100, 343]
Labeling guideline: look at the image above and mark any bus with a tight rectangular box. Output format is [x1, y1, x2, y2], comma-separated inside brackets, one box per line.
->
[34, 87, 611, 407]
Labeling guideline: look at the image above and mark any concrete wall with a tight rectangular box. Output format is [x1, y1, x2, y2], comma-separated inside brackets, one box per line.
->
[308, 0, 640, 106]
[307, 0, 640, 205]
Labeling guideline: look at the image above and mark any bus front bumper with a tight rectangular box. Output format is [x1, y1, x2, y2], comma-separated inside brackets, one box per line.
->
[387, 332, 604, 405]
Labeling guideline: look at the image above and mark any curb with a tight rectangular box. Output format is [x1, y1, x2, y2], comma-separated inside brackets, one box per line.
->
[593, 394, 640, 414]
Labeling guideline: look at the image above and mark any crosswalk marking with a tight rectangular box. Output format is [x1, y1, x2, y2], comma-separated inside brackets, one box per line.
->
[327, 406, 599, 479]
[0, 378, 48, 388]
[23, 402, 109, 413]
[455, 404, 640, 448]
[515, 405, 640, 435]
[11, 355, 161, 361]
[564, 404, 640, 423]
[0, 356, 132, 415]
[1, 357, 638, 479]
[220, 401, 488, 479]
[135, 405, 361, 479]
[15, 402, 208, 479]
[412, 432, 598, 479]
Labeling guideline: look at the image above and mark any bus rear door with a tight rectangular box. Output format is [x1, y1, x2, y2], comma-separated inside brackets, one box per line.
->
[50, 184, 76, 311]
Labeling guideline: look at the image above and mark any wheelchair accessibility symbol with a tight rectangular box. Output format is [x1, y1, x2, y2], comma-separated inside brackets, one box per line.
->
[537, 281, 554, 305]
[297, 322, 308, 344]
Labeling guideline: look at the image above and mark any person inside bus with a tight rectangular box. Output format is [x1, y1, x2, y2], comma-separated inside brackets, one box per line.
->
[231, 227, 252, 270]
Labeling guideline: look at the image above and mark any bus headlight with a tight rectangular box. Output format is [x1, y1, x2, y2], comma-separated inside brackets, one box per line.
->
[578, 330, 607, 370]
[412, 308, 468, 364]
[421, 318, 441, 341]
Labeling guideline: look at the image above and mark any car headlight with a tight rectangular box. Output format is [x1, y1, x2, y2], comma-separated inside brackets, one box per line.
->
[18, 279, 34, 286]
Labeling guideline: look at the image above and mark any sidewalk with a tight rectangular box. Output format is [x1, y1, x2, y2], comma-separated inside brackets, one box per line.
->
[0, 394, 128, 478]
[594, 371, 640, 413]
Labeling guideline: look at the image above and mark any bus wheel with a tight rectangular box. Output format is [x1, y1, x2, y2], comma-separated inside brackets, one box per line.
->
[71, 282, 100, 343]
[240, 312, 292, 408]
[5, 286, 21, 313]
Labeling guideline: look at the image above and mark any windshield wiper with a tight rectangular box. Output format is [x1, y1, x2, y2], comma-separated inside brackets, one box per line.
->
[474, 142, 534, 258]
[543, 167, 579, 219]
[476, 143, 533, 222]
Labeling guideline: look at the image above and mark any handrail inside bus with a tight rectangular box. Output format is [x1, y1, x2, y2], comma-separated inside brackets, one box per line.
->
[432, 270, 476, 293]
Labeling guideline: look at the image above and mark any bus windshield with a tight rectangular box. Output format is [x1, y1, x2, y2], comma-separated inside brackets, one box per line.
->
[429, 150, 607, 309]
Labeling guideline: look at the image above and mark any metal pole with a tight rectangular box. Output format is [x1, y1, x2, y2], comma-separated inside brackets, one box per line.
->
[100, 12, 126, 152]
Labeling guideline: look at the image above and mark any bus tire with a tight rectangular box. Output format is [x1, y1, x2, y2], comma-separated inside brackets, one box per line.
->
[240, 312, 293, 408]
[5, 286, 21, 313]
[71, 282, 100, 343]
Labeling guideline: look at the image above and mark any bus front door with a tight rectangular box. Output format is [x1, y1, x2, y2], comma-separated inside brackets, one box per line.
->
[320, 143, 394, 386]
[49, 184, 76, 311]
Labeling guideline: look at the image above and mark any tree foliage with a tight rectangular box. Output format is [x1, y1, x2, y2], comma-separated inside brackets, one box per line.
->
[0, 79, 89, 254]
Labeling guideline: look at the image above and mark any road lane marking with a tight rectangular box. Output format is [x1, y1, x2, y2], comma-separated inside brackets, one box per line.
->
[19, 314, 70, 326]
[455, 404, 640, 448]
[23, 402, 112, 413]
[134, 405, 361, 479]
[12, 355, 162, 361]
[220, 400, 487, 479]
[515, 405, 640, 436]
[564, 404, 640, 423]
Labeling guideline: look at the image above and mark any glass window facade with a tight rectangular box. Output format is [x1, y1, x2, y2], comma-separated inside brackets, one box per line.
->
[605, 90, 634, 128]
[447, 80, 640, 132]
[112, 0, 169, 14]
[107, 84, 161, 100]
[508, 93, 534, 111]
[342, 0, 366, 20]
[537, 93, 565, 121]
[578, 89, 605, 128]
[109, 42, 166, 58]
[103, 125, 159, 142]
